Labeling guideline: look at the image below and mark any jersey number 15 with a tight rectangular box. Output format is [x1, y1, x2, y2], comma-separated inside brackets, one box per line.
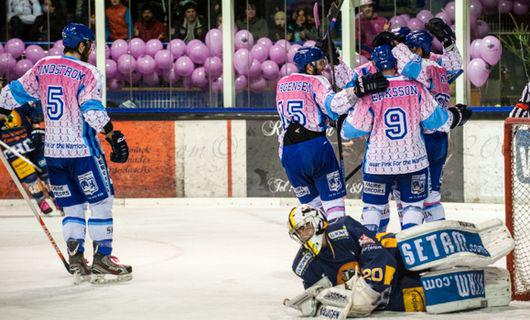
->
[277, 100, 306, 129]
[46, 86, 64, 120]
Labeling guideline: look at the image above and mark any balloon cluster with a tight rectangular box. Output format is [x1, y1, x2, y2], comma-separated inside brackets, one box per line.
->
[468, 35, 501, 87]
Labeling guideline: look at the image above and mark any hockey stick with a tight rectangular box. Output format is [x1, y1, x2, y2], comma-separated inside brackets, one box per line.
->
[344, 163, 362, 182]
[313, 2, 321, 38]
[0, 144, 71, 274]
[0, 139, 43, 173]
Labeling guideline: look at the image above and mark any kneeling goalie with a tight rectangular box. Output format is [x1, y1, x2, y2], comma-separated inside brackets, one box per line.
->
[285, 205, 514, 318]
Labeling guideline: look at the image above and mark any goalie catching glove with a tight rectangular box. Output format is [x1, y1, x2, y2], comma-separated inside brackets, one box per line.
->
[106, 130, 129, 163]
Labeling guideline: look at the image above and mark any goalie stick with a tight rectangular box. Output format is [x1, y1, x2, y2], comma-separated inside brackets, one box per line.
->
[0, 142, 71, 274]
[0, 139, 43, 173]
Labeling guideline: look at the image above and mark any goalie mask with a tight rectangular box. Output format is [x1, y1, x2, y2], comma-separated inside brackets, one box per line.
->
[288, 204, 328, 256]
[1, 111, 22, 129]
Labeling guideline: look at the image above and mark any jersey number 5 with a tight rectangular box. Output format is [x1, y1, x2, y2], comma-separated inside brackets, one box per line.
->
[384, 108, 407, 140]
[46, 86, 64, 120]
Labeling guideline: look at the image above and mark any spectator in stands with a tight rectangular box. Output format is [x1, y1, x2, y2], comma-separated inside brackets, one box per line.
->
[174, 1, 207, 42]
[7, 0, 42, 40]
[215, 14, 222, 28]
[134, 4, 167, 41]
[105, 0, 132, 41]
[31, 0, 68, 41]
[236, 2, 269, 40]
[355, 0, 388, 55]
[288, 8, 317, 44]
[270, 11, 292, 42]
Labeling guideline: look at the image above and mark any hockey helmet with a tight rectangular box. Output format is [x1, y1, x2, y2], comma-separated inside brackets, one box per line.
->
[62, 23, 95, 49]
[371, 44, 396, 71]
[288, 204, 328, 256]
[2, 110, 22, 129]
[391, 26, 411, 43]
[293, 46, 326, 73]
[405, 29, 433, 55]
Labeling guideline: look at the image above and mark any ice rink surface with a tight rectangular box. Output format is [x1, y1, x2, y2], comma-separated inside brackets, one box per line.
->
[1, 198, 529, 320]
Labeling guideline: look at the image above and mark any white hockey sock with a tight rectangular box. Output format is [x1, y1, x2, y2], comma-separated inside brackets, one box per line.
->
[361, 204, 386, 232]
[423, 191, 445, 222]
[322, 198, 345, 221]
[306, 196, 324, 212]
[401, 201, 424, 230]
[62, 203, 88, 243]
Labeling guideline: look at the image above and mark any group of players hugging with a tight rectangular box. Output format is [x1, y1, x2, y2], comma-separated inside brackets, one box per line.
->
[277, 18, 517, 318]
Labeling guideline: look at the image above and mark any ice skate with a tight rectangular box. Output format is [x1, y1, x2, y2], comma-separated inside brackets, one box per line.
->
[91, 254, 132, 284]
[37, 199, 53, 215]
[67, 241, 91, 285]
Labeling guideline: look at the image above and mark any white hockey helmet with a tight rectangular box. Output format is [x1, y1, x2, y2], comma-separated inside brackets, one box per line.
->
[288, 204, 328, 256]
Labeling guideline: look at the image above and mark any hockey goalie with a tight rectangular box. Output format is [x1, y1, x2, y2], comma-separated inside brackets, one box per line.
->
[284, 205, 514, 319]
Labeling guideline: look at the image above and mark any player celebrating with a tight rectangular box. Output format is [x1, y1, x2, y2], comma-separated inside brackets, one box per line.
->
[509, 81, 530, 118]
[340, 45, 469, 231]
[275, 46, 388, 221]
[0, 23, 131, 283]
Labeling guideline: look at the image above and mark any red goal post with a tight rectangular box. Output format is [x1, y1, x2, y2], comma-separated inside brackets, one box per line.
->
[504, 117, 530, 301]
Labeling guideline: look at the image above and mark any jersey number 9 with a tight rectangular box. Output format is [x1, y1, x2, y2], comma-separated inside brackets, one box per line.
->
[384, 108, 407, 140]
[46, 86, 64, 120]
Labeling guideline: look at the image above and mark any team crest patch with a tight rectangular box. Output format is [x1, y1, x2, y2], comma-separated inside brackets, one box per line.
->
[326, 170, 342, 192]
[328, 227, 349, 240]
[363, 181, 386, 195]
[293, 186, 310, 198]
[411, 174, 426, 195]
[78, 171, 99, 196]
[50, 184, 71, 198]
[295, 252, 313, 276]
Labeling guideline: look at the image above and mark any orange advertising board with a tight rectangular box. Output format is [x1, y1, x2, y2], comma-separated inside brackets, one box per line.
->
[0, 120, 176, 199]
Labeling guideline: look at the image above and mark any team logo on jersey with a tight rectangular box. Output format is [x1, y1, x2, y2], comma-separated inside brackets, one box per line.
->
[328, 227, 349, 240]
[51, 184, 71, 198]
[78, 171, 99, 196]
[411, 174, 426, 195]
[295, 252, 313, 276]
[326, 171, 342, 192]
[293, 186, 310, 198]
[363, 181, 386, 196]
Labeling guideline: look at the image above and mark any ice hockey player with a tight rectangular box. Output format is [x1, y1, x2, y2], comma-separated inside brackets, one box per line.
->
[285, 204, 514, 319]
[0, 102, 55, 214]
[509, 81, 530, 118]
[340, 44, 469, 231]
[275, 46, 389, 221]
[0, 23, 131, 283]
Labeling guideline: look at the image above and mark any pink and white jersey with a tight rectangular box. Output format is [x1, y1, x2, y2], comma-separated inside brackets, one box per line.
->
[275, 73, 356, 155]
[335, 61, 378, 90]
[342, 76, 449, 175]
[0, 55, 109, 158]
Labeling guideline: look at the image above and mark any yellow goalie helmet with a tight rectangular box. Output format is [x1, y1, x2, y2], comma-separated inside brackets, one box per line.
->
[3, 110, 22, 129]
[288, 204, 328, 256]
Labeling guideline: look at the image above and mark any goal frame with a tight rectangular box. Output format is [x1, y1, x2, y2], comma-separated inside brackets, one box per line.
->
[504, 117, 530, 301]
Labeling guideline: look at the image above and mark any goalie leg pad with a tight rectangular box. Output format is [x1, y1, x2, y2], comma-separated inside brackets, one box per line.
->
[284, 276, 332, 316]
[396, 219, 514, 271]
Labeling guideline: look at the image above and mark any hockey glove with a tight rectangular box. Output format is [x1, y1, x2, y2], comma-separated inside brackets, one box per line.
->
[316, 38, 339, 66]
[509, 102, 529, 118]
[449, 104, 472, 129]
[426, 18, 455, 49]
[106, 130, 129, 163]
[355, 71, 389, 97]
[30, 128, 45, 151]
[372, 31, 396, 48]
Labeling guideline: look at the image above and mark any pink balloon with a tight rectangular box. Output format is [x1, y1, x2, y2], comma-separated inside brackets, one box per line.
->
[275, 39, 290, 50]
[105, 45, 110, 59]
[53, 40, 64, 50]
[513, 1, 529, 15]
[261, 60, 279, 80]
[161, 66, 180, 83]
[248, 59, 262, 79]
[205, 28, 223, 57]
[434, 11, 450, 24]
[169, 39, 187, 59]
[108, 78, 124, 91]
[251, 44, 269, 63]
[106, 59, 117, 78]
[257, 38, 273, 50]
[400, 14, 411, 23]
[47, 47, 62, 56]
[233, 48, 253, 75]
[143, 72, 160, 86]
[0, 43, 3, 55]
[481, 0, 499, 8]
[467, 58, 490, 87]
[480, 35, 502, 65]
[235, 75, 248, 92]
[470, 0, 483, 17]
[269, 45, 287, 65]
[303, 40, 316, 47]
[469, 14, 478, 31]
[212, 76, 223, 92]
[407, 18, 425, 31]
[416, 10, 433, 23]
[444, 2, 456, 21]
[355, 53, 369, 66]
[473, 20, 490, 39]
[14, 59, 33, 77]
[182, 77, 193, 89]
[145, 39, 163, 57]
[498, 0, 513, 13]
[5, 38, 25, 58]
[235, 30, 254, 50]
[187, 41, 209, 65]
[175, 56, 194, 77]
[250, 76, 267, 92]
[88, 50, 97, 65]
[111, 39, 129, 60]
[0, 53, 16, 75]
[25, 45, 46, 63]
[280, 62, 298, 77]
[191, 67, 208, 88]
[123, 70, 142, 84]
[155, 50, 173, 70]
[137, 55, 156, 74]
[470, 39, 483, 59]
[117, 54, 136, 74]
[389, 15, 407, 28]
[287, 44, 302, 63]
[129, 38, 146, 59]
[204, 56, 223, 78]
